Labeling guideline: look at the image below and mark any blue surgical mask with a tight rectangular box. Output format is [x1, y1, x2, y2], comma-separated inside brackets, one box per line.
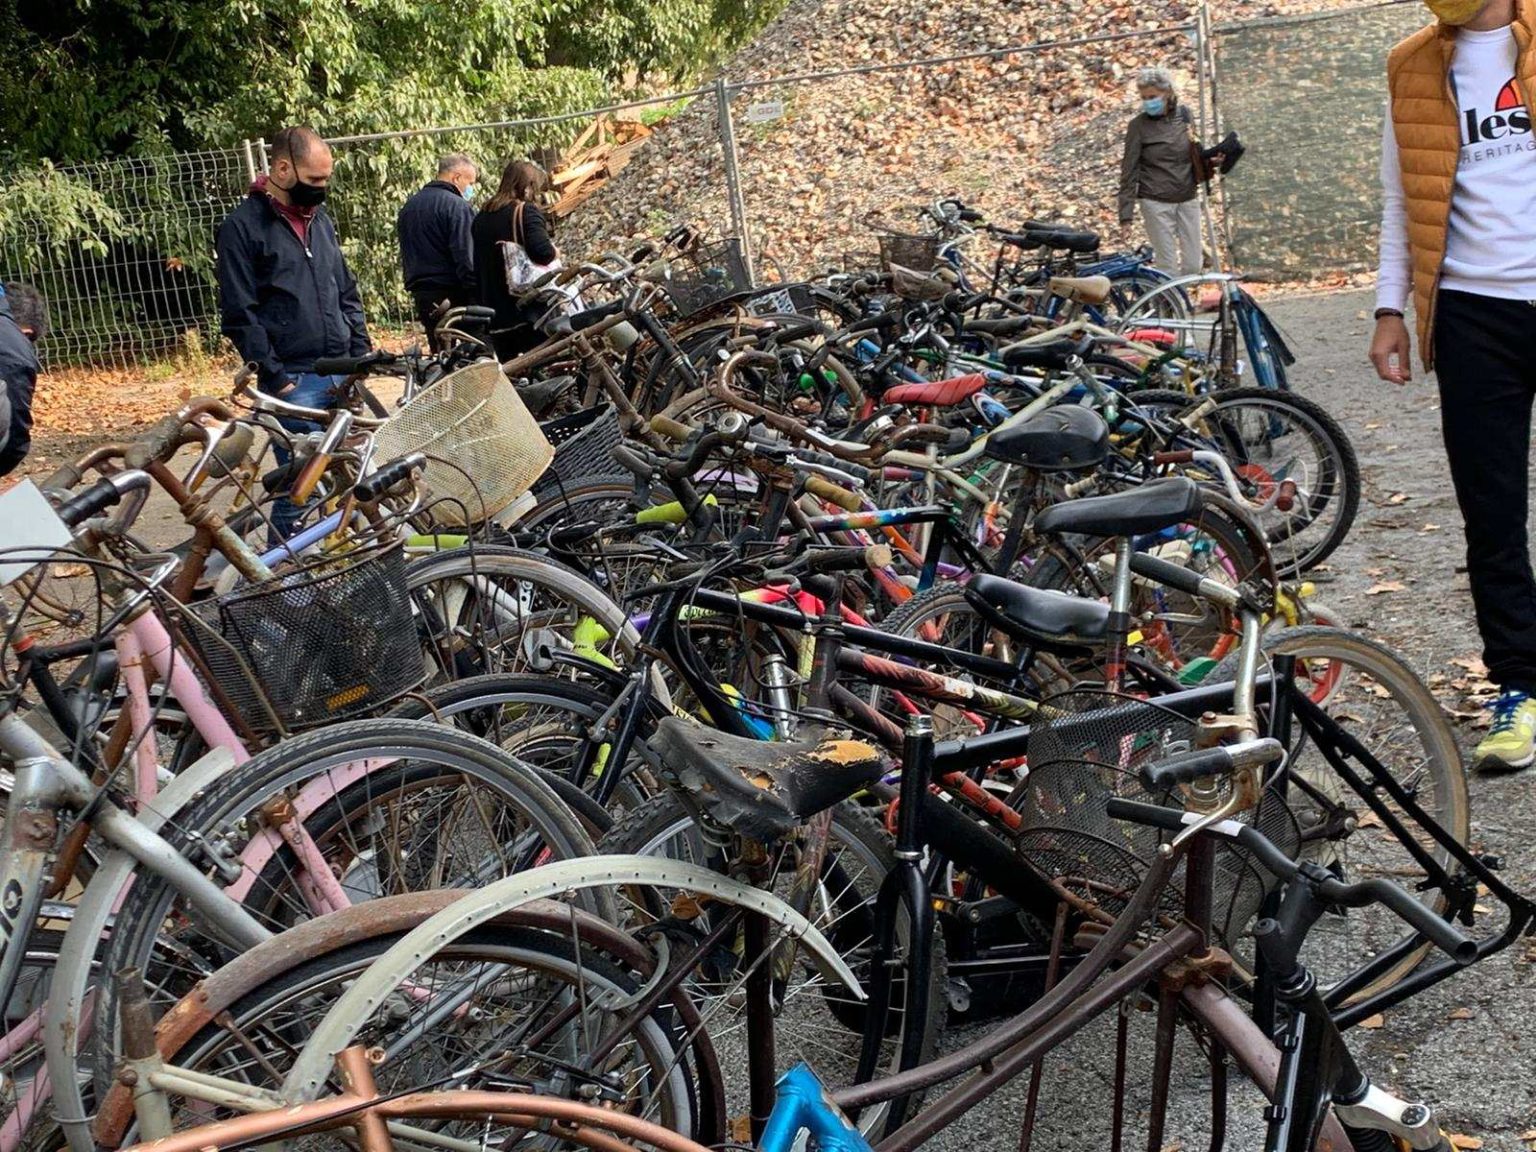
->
[462, 184, 476, 202]
[1143, 97, 1167, 117]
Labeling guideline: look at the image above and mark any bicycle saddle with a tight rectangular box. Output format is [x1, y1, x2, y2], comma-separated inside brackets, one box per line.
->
[650, 716, 888, 841]
[963, 574, 1110, 654]
[984, 405, 1108, 472]
[882, 373, 987, 407]
[1002, 226, 1101, 254]
[1048, 275, 1113, 306]
[960, 315, 1035, 338]
[1000, 336, 1095, 372]
[516, 375, 579, 416]
[1034, 477, 1204, 539]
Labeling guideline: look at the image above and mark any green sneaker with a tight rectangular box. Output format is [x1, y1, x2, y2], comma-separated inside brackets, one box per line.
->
[1475, 689, 1536, 771]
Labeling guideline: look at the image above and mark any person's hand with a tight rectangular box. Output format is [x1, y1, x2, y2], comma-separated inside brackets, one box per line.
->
[1368, 314, 1412, 384]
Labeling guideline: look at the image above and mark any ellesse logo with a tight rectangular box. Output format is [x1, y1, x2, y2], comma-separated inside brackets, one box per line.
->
[1463, 78, 1531, 144]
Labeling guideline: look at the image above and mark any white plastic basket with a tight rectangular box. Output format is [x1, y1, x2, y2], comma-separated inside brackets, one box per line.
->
[371, 360, 553, 525]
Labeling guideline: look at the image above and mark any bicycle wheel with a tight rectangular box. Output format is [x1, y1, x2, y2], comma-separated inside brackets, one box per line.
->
[390, 672, 660, 814]
[598, 793, 946, 1137]
[406, 544, 639, 678]
[108, 923, 706, 1148]
[1210, 626, 1469, 998]
[90, 717, 600, 1104]
[1129, 387, 1360, 576]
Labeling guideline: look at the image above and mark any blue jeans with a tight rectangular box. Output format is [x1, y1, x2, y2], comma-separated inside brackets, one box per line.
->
[265, 372, 345, 545]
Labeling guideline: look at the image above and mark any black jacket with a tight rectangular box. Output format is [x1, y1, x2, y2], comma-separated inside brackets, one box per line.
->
[0, 292, 37, 476]
[215, 188, 370, 390]
[472, 201, 557, 340]
[398, 180, 477, 297]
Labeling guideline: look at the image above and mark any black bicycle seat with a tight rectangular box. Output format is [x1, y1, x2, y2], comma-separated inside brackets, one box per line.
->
[985, 405, 1108, 472]
[649, 717, 888, 841]
[963, 575, 1110, 654]
[1000, 336, 1095, 372]
[1033, 477, 1203, 539]
[1001, 227, 1101, 254]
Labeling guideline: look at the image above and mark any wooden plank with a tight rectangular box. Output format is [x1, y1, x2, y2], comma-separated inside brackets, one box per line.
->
[551, 157, 604, 188]
[566, 116, 601, 155]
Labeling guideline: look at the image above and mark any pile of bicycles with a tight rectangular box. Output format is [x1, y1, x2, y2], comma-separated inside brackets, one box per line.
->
[0, 212, 1526, 1152]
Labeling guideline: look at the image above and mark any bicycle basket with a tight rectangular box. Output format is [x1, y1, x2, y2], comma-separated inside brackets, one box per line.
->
[371, 360, 553, 525]
[1016, 690, 1300, 943]
[662, 238, 751, 317]
[531, 404, 623, 499]
[179, 544, 423, 736]
[878, 232, 941, 273]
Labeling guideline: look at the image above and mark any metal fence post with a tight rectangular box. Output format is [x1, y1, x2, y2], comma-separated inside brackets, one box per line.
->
[714, 75, 756, 286]
[255, 138, 270, 175]
[240, 140, 258, 185]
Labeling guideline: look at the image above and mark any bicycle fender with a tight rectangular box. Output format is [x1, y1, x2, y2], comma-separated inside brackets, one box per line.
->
[281, 853, 867, 1103]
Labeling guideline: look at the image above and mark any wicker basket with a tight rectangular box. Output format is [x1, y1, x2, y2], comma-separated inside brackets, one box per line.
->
[531, 404, 624, 499]
[371, 360, 553, 525]
[662, 238, 752, 317]
[180, 545, 423, 736]
[878, 233, 942, 273]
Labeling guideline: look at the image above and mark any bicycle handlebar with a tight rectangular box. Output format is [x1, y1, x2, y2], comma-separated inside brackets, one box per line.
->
[1138, 737, 1283, 791]
[54, 471, 152, 529]
[1103, 797, 1477, 964]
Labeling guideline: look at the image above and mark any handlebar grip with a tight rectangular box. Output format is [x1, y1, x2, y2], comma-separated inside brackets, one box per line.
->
[650, 415, 694, 443]
[290, 452, 332, 503]
[570, 299, 625, 333]
[1343, 880, 1477, 965]
[804, 475, 863, 512]
[805, 545, 893, 574]
[1127, 550, 1209, 599]
[1152, 450, 1196, 466]
[312, 356, 372, 376]
[959, 207, 984, 223]
[796, 450, 872, 485]
[55, 478, 127, 528]
[1138, 746, 1236, 791]
[353, 453, 426, 502]
[40, 462, 86, 494]
[611, 444, 653, 480]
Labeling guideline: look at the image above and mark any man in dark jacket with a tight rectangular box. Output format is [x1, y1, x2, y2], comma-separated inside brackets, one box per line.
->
[0, 283, 45, 477]
[216, 125, 370, 541]
[397, 154, 478, 349]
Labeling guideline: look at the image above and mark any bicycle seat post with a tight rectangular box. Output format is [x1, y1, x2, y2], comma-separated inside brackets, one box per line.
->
[1105, 536, 1136, 689]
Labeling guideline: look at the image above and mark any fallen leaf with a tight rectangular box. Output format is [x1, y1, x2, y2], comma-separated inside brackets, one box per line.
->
[1366, 581, 1407, 595]
[1447, 1135, 1482, 1151]
[1387, 492, 1409, 505]
[1357, 811, 1384, 829]
[1446, 1006, 1474, 1020]
[1517, 1129, 1536, 1141]
[1420, 523, 1441, 533]
[1359, 1013, 1386, 1029]
[1364, 566, 1386, 577]
[1451, 656, 1489, 678]
[1364, 422, 1382, 430]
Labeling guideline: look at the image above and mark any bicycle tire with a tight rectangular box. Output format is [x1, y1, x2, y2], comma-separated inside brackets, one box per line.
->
[404, 543, 640, 678]
[89, 717, 601, 1104]
[1208, 625, 1470, 999]
[1129, 387, 1360, 575]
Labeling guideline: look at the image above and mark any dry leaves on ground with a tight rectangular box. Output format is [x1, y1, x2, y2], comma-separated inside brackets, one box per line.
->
[1366, 581, 1407, 595]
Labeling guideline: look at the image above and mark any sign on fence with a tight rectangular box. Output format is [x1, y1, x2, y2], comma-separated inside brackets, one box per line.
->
[743, 100, 786, 125]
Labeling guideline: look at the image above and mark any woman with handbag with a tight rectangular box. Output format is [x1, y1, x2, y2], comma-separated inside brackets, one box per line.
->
[472, 159, 559, 361]
[1116, 66, 1209, 277]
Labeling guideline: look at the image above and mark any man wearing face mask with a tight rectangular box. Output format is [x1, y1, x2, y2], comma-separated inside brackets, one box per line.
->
[216, 125, 370, 542]
[397, 154, 479, 350]
[1371, 0, 1536, 770]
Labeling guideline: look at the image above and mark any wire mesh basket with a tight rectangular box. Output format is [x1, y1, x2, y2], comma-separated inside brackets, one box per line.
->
[740, 283, 819, 318]
[178, 544, 424, 736]
[662, 238, 752, 317]
[371, 360, 553, 525]
[1015, 690, 1300, 944]
[531, 404, 624, 499]
[878, 232, 942, 273]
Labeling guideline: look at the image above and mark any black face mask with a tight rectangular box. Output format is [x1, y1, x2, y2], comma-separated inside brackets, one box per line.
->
[281, 174, 328, 208]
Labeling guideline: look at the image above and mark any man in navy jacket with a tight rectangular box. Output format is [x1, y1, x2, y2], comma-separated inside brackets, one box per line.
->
[397, 154, 478, 349]
[216, 125, 370, 541]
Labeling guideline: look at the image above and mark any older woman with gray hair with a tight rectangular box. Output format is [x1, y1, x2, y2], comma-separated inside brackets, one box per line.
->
[1117, 66, 1204, 277]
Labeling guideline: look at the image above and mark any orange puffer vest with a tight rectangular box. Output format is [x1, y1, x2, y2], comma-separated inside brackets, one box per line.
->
[1387, 2, 1536, 368]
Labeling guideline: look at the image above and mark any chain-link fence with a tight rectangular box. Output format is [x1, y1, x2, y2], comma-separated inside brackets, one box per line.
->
[0, 0, 1431, 366]
[1214, 0, 1427, 279]
[0, 149, 253, 363]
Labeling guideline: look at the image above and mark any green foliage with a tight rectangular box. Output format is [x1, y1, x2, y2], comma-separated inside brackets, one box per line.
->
[1, 0, 788, 167]
[0, 164, 132, 263]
